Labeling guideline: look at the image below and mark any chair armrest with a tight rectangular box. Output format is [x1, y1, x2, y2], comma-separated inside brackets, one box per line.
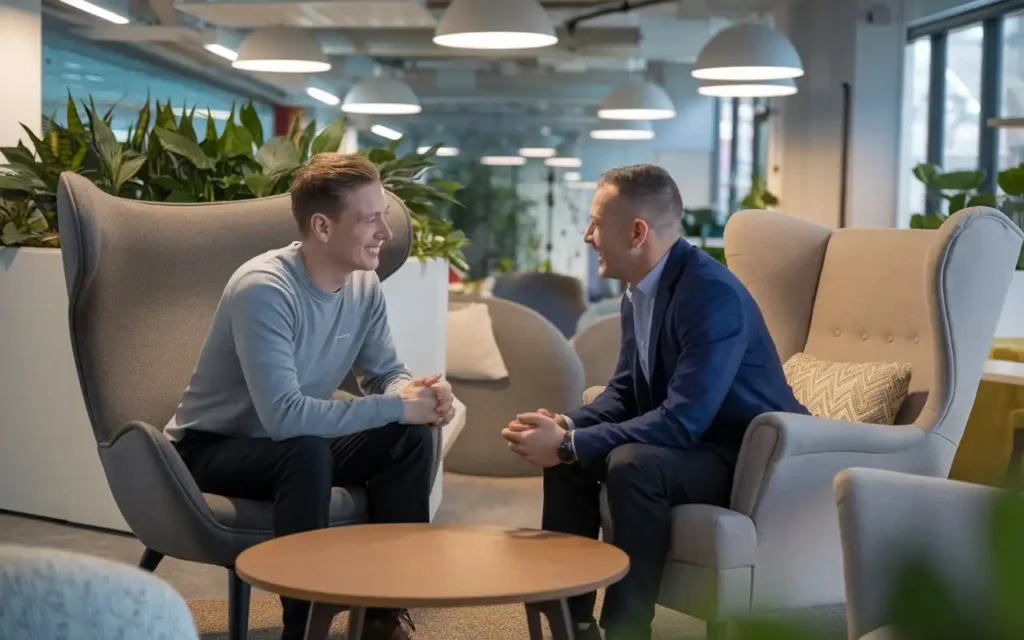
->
[583, 385, 606, 404]
[731, 412, 928, 518]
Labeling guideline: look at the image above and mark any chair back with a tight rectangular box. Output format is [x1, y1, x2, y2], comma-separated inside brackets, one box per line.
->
[492, 271, 587, 338]
[444, 293, 585, 476]
[571, 313, 622, 390]
[56, 172, 411, 444]
[726, 208, 1022, 460]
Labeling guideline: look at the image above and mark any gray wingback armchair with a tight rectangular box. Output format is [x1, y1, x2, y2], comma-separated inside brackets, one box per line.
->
[55, 172, 441, 640]
[587, 208, 1022, 638]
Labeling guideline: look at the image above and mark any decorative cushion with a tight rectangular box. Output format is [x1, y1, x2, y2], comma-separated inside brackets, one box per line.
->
[783, 352, 912, 425]
[446, 302, 509, 381]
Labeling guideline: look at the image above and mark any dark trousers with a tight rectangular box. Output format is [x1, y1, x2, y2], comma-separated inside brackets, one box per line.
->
[543, 442, 737, 640]
[175, 423, 435, 635]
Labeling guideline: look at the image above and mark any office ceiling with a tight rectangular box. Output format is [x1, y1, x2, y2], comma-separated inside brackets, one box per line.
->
[41, 0, 795, 144]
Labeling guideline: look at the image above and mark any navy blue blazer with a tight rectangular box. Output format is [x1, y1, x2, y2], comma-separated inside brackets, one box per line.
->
[567, 238, 809, 467]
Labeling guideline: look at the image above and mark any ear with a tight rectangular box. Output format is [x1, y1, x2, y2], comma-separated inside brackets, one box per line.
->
[309, 213, 331, 242]
[631, 218, 650, 249]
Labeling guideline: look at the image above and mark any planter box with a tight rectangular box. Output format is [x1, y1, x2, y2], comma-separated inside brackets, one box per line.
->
[0, 248, 455, 531]
[995, 271, 1024, 338]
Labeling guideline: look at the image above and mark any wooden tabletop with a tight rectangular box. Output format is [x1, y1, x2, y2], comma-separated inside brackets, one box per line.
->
[235, 523, 630, 608]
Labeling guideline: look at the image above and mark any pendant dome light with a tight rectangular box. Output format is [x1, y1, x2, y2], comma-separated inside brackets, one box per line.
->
[232, 26, 330, 73]
[692, 23, 803, 81]
[433, 0, 558, 50]
[342, 77, 422, 115]
[590, 119, 654, 141]
[518, 131, 557, 158]
[597, 80, 676, 120]
[698, 77, 798, 98]
[545, 140, 582, 168]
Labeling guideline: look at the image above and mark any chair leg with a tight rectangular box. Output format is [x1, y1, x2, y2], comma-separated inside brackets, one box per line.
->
[706, 621, 728, 640]
[228, 568, 251, 640]
[137, 548, 164, 572]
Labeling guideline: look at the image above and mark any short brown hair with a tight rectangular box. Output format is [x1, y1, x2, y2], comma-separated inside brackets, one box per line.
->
[290, 152, 381, 234]
[598, 163, 683, 229]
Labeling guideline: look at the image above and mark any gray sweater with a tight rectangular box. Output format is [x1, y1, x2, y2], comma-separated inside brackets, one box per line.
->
[164, 242, 412, 443]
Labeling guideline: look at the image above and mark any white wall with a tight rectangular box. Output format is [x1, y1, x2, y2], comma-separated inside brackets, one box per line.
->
[770, 0, 907, 228]
[0, 0, 41, 158]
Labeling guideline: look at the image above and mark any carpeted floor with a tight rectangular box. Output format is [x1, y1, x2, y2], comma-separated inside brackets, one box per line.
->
[188, 593, 712, 640]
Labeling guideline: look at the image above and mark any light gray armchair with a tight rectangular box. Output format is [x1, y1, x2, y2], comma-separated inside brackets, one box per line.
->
[588, 208, 1022, 638]
[835, 467, 1000, 640]
[55, 173, 441, 640]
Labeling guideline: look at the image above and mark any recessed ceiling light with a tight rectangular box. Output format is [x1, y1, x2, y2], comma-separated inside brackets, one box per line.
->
[370, 124, 403, 141]
[232, 26, 330, 74]
[433, 0, 557, 50]
[204, 44, 238, 62]
[692, 23, 804, 81]
[59, 0, 128, 24]
[306, 86, 341, 106]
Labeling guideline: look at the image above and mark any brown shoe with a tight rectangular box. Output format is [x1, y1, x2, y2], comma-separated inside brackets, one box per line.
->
[361, 609, 416, 640]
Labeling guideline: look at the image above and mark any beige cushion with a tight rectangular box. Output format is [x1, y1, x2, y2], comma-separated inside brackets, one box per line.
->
[446, 303, 509, 381]
[784, 353, 912, 425]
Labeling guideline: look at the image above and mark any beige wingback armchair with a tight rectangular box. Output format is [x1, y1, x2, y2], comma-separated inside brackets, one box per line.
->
[588, 208, 1022, 637]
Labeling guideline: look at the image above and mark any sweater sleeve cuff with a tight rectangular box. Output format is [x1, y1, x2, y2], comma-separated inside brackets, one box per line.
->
[377, 394, 407, 425]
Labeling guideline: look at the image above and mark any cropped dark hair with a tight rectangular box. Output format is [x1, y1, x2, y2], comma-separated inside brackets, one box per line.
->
[598, 163, 683, 227]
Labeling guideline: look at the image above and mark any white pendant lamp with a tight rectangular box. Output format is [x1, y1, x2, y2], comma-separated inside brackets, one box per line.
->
[417, 133, 460, 157]
[590, 120, 654, 141]
[518, 132, 557, 158]
[698, 77, 798, 98]
[342, 77, 422, 115]
[232, 26, 330, 73]
[433, 0, 558, 50]
[598, 80, 676, 120]
[545, 139, 582, 167]
[692, 23, 803, 81]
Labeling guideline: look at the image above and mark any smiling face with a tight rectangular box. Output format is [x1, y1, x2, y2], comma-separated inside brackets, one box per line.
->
[584, 183, 648, 280]
[311, 181, 392, 273]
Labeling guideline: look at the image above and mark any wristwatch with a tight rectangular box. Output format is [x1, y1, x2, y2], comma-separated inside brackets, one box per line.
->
[557, 430, 577, 464]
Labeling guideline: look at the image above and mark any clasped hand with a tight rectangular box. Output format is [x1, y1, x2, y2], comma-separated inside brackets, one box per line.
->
[501, 409, 567, 468]
[399, 374, 454, 427]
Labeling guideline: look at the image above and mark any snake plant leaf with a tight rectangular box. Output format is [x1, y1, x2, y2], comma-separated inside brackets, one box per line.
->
[154, 128, 215, 169]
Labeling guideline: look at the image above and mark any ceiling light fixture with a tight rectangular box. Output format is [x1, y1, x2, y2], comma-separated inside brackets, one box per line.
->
[418, 145, 460, 157]
[232, 26, 330, 73]
[589, 120, 655, 141]
[564, 171, 581, 182]
[692, 23, 803, 81]
[598, 80, 676, 120]
[433, 0, 558, 50]
[342, 77, 422, 115]
[545, 156, 582, 168]
[518, 132, 557, 158]
[306, 86, 340, 106]
[481, 155, 527, 166]
[59, 0, 128, 24]
[204, 44, 238, 61]
[698, 77, 798, 98]
[370, 124, 403, 141]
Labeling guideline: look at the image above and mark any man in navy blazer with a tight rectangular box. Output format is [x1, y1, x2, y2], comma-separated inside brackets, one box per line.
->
[503, 164, 808, 640]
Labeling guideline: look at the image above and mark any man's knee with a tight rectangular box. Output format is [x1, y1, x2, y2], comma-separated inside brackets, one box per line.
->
[604, 444, 664, 493]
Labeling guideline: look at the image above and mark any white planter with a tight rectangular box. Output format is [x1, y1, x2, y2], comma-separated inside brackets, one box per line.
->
[995, 271, 1024, 338]
[0, 249, 457, 530]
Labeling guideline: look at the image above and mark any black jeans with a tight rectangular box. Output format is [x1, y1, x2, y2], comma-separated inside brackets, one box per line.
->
[175, 423, 435, 635]
[543, 442, 737, 640]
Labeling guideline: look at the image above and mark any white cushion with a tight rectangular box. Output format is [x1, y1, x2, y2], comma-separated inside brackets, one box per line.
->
[446, 303, 509, 381]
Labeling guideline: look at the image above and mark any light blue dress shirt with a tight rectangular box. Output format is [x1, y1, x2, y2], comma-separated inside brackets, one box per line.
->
[624, 249, 671, 382]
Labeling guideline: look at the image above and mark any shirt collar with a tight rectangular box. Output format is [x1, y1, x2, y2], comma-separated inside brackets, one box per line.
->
[633, 247, 672, 297]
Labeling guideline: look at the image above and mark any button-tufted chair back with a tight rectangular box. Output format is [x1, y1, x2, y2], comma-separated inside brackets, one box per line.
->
[724, 208, 1022, 464]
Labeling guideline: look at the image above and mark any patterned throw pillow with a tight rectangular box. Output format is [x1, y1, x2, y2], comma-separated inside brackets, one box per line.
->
[783, 353, 913, 425]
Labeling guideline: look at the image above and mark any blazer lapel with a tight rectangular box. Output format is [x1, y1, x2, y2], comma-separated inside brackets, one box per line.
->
[646, 240, 689, 388]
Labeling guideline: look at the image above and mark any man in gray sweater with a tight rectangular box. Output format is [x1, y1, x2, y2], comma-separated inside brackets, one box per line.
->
[165, 153, 452, 640]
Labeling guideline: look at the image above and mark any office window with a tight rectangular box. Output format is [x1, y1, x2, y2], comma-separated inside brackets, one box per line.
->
[944, 24, 985, 170]
[717, 99, 733, 215]
[1002, 11, 1024, 169]
[733, 100, 756, 203]
[902, 37, 931, 219]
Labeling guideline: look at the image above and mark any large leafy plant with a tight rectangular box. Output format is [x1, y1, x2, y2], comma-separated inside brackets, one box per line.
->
[0, 95, 468, 269]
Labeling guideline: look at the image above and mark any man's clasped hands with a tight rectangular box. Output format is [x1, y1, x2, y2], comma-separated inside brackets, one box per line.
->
[398, 373, 456, 427]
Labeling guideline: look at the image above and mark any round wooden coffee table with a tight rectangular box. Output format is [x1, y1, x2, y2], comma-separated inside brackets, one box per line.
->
[235, 523, 629, 640]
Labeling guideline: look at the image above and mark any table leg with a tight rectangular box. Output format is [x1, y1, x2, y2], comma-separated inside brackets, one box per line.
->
[524, 599, 574, 640]
[304, 603, 344, 640]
